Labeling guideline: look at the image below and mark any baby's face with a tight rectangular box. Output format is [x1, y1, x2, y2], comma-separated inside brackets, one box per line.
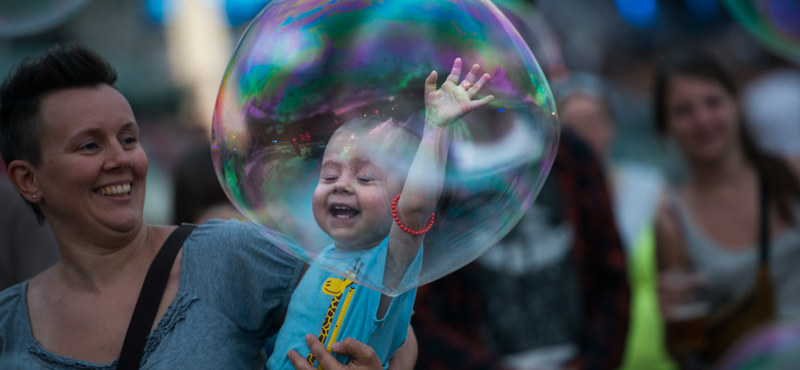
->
[312, 133, 403, 250]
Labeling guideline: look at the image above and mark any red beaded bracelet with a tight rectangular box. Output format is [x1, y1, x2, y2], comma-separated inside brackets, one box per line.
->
[392, 194, 435, 236]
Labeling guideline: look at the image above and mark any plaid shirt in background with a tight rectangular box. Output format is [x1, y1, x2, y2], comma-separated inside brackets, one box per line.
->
[412, 130, 630, 370]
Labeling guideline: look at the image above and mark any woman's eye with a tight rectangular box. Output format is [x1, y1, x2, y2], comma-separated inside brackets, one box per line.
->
[121, 136, 138, 146]
[80, 142, 99, 151]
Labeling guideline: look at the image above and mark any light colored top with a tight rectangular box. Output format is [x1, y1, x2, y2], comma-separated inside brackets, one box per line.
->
[612, 162, 665, 252]
[0, 219, 305, 369]
[268, 239, 420, 370]
[670, 195, 800, 320]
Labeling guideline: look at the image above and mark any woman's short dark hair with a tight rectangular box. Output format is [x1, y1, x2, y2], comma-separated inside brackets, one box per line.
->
[0, 43, 117, 224]
[654, 49, 800, 223]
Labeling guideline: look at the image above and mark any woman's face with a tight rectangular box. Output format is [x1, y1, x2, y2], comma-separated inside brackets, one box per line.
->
[664, 74, 741, 165]
[34, 84, 148, 236]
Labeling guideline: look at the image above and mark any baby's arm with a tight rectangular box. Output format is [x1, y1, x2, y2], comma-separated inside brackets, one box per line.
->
[383, 58, 493, 290]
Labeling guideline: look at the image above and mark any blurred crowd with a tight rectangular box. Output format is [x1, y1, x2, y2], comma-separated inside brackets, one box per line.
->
[2, 0, 800, 369]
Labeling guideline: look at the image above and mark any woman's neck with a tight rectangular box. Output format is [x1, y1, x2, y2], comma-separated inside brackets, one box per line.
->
[49, 223, 160, 292]
[688, 146, 755, 190]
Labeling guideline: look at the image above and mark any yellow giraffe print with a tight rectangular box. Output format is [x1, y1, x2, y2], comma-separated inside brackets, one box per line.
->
[306, 276, 354, 368]
[327, 286, 356, 351]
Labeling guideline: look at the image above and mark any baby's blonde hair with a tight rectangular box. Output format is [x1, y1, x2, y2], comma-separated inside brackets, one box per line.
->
[329, 116, 421, 181]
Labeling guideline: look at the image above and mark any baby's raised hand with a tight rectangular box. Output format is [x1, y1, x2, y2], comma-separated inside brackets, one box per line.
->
[424, 58, 494, 128]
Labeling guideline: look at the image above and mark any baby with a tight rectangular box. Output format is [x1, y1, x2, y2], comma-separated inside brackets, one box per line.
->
[268, 58, 493, 369]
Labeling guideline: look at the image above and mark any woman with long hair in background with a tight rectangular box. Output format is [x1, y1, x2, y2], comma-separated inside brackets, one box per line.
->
[653, 50, 800, 368]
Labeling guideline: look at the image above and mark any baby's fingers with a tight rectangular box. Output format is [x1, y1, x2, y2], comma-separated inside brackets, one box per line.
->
[460, 64, 480, 88]
[424, 70, 438, 97]
[446, 58, 462, 85]
[468, 73, 491, 97]
[469, 95, 495, 111]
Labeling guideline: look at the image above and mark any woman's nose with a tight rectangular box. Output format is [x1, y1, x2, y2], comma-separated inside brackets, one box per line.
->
[103, 141, 133, 171]
[693, 105, 715, 127]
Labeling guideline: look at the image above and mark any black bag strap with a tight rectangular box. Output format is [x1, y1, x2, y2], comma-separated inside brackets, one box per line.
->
[759, 175, 770, 265]
[116, 224, 196, 370]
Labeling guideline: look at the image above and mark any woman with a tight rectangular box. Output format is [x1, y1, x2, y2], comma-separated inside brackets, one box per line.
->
[653, 50, 800, 365]
[0, 44, 415, 369]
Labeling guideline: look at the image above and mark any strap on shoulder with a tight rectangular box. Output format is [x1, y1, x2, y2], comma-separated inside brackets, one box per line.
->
[116, 223, 197, 370]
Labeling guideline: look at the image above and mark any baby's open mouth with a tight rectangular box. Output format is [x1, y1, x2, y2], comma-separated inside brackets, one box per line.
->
[94, 183, 132, 196]
[330, 205, 360, 219]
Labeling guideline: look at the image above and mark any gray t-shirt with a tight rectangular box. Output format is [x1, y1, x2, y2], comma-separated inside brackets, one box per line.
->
[0, 219, 304, 369]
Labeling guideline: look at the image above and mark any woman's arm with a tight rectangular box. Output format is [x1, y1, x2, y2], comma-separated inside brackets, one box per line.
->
[654, 196, 704, 362]
[655, 196, 697, 321]
[654, 196, 691, 273]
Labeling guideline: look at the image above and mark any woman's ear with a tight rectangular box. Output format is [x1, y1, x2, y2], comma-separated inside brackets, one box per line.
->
[7, 159, 41, 203]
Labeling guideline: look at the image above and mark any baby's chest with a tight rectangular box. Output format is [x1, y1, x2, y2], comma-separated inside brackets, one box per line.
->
[298, 277, 376, 338]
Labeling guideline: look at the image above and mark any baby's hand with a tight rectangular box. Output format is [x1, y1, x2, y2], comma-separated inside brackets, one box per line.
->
[424, 58, 494, 128]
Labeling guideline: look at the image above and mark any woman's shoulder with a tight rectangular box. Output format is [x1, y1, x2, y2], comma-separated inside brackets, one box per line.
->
[0, 282, 30, 339]
[0, 282, 26, 313]
[177, 220, 305, 332]
[181, 219, 304, 285]
[185, 219, 279, 252]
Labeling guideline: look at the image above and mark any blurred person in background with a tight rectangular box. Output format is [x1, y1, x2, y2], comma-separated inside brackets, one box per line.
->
[412, 130, 630, 370]
[653, 49, 800, 368]
[172, 142, 241, 225]
[0, 173, 59, 291]
[556, 78, 675, 370]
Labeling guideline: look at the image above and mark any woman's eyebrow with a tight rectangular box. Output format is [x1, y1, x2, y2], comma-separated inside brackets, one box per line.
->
[66, 128, 103, 143]
[119, 122, 139, 133]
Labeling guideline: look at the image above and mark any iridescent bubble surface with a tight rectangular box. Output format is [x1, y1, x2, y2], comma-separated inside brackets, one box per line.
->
[723, 0, 800, 64]
[492, 0, 568, 82]
[716, 322, 800, 370]
[212, 0, 559, 296]
[0, 0, 92, 38]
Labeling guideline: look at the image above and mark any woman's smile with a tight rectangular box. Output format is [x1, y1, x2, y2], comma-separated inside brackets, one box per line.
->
[94, 182, 133, 197]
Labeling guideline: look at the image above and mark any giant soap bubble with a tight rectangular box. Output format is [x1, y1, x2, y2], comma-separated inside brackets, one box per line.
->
[723, 0, 800, 65]
[0, 0, 92, 38]
[716, 322, 800, 370]
[212, 0, 559, 296]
